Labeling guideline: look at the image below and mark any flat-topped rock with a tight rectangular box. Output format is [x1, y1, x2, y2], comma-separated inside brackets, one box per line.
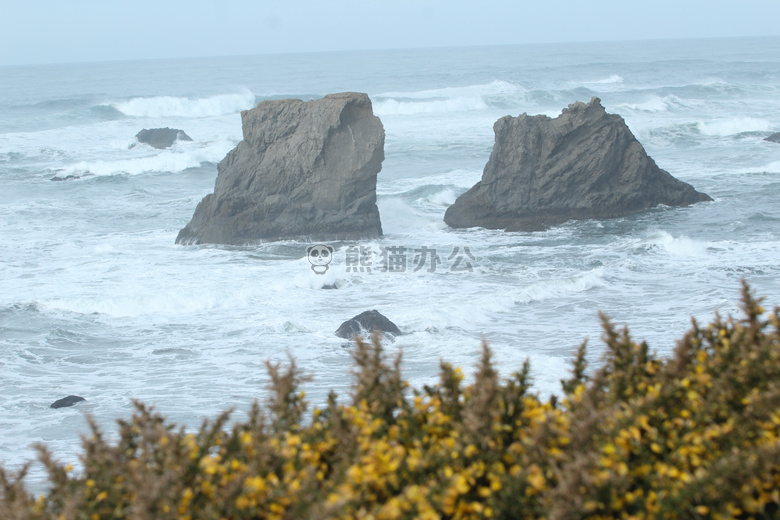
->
[135, 127, 192, 149]
[444, 97, 712, 231]
[51, 395, 86, 409]
[176, 93, 384, 245]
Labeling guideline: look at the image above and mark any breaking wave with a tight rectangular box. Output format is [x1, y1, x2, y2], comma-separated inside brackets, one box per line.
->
[513, 269, 607, 305]
[696, 117, 772, 136]
[111, 88, 256, 118]
[373, 80, 524, 116]
[50, 139, 235, 178]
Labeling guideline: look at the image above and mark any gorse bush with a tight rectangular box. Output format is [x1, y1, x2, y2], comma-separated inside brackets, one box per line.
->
[2, 282, 780, 519]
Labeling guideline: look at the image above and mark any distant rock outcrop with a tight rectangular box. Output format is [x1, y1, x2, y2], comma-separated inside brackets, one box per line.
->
[135, 127, 192, 149]
[335, 310, 401, 340]
[176, 93, 384, 245]
[765, 132, 780, 143]
[444, 97, 712, 231]
[51, 395, 86, 409]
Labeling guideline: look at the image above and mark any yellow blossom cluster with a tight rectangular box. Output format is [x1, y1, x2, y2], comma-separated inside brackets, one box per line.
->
[1, 282, 778, 519]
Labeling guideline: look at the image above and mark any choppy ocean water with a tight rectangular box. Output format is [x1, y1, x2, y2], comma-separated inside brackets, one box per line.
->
[1, 37, 780, 489]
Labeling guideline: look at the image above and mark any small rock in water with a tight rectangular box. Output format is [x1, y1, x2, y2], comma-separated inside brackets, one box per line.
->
[135, 127, 192, 149]
[50, 395, 86, 409]
[335, 310, 401, 340]
[764, 132, 780, 143]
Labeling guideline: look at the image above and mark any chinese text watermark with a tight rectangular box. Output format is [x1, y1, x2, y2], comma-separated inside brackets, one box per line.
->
[306, 244, 476, 275]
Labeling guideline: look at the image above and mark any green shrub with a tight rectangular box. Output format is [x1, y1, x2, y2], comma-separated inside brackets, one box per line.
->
[2, 282, 779, 519]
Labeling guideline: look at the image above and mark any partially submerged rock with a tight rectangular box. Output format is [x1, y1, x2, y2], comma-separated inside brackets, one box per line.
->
[444, 97, 712, 231]
[50, 174, 80, 181]
[51, 395, 86, 409]
[764, 132, 780, 143]
[135, 127, 192, 149]
[176, 92, 384, 245]
[335, 310, 401, 340]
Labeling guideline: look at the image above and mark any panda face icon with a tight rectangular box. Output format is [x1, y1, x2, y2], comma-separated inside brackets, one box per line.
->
[307, 244, 334, 274]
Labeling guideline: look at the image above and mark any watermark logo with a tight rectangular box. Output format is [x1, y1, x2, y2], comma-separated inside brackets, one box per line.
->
[307, 244, 334, 274]
[306, 245, 476, 274]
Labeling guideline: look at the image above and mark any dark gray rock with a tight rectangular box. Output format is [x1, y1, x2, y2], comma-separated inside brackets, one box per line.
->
[51, 395, 86, 409]
[764, 132, 780, 143]
[51, 174, 80, 181]
[135, 127, 193, 149]
[444, 97, 712, 232]
[335, 310, 401, 339]
[176, 92, 384, 245]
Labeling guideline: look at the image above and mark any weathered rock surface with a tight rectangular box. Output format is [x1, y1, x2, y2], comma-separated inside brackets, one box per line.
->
[444, 97, 712, 231]
[335, 310, 401, 339]
[135, 127, 192, 149]
[51, 395, 86, 409]
[176, 93, 384, 245]
[764, 132, 780, 143]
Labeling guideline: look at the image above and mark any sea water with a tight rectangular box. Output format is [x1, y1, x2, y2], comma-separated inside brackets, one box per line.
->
[2, 37, 780, 489]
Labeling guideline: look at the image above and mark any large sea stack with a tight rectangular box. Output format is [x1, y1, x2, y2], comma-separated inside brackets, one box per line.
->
[444, 97, 712, 231]
[176, 93, 384, 245]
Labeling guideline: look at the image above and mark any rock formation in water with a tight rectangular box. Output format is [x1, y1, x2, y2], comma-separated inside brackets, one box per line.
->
[764, 132, 780, 143]
[444, 97, 712, 231]
[50, 395, 86, 409]
[176, 93, 384, 245]
[335, 310, 401, 340]
[135, 128, 193, 149]
[50, 174, 80, 181]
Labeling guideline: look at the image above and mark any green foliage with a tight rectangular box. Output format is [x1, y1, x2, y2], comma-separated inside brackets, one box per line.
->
[2, 282, 779, 519]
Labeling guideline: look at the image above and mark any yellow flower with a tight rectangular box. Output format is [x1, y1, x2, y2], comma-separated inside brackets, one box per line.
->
[454, 474, 469, 494]
[527, 465, 545, 491]
[235, 495, 250, 510]
[244, 476, 266, 495]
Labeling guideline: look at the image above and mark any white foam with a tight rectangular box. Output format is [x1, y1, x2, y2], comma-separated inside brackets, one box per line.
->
[376, 80, 521, 101]
[618, 95, 697, 114]
[52, 138, 235, 177]
[424, 188, 457, 206]
[377, 197, 432, 235]
[652, 231, 708, 257]
[589, 75, 624, 84]
[513, 269, 607, 305]
[759, 160, 780, 173]
[373, 80, 522, 116]
[111, 88, 256, 118]
[696, 117, 772, 136]
[619, 96, 671, 113]
[39, 286, 258, 318]
[374, 96, 489, 116]
[379, 169, 482, 196]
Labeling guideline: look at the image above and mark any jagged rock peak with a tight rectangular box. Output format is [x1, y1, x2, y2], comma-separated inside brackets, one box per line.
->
[444, 97, 712, 231]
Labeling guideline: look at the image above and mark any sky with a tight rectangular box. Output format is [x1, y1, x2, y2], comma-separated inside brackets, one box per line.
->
[1, 0, 780, 67]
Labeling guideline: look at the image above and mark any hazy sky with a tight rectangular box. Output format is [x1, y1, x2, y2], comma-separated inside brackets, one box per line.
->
[1, 0, 779, 66]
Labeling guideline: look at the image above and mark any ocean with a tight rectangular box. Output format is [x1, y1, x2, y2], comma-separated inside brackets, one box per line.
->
[1, 37, 779, 489]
